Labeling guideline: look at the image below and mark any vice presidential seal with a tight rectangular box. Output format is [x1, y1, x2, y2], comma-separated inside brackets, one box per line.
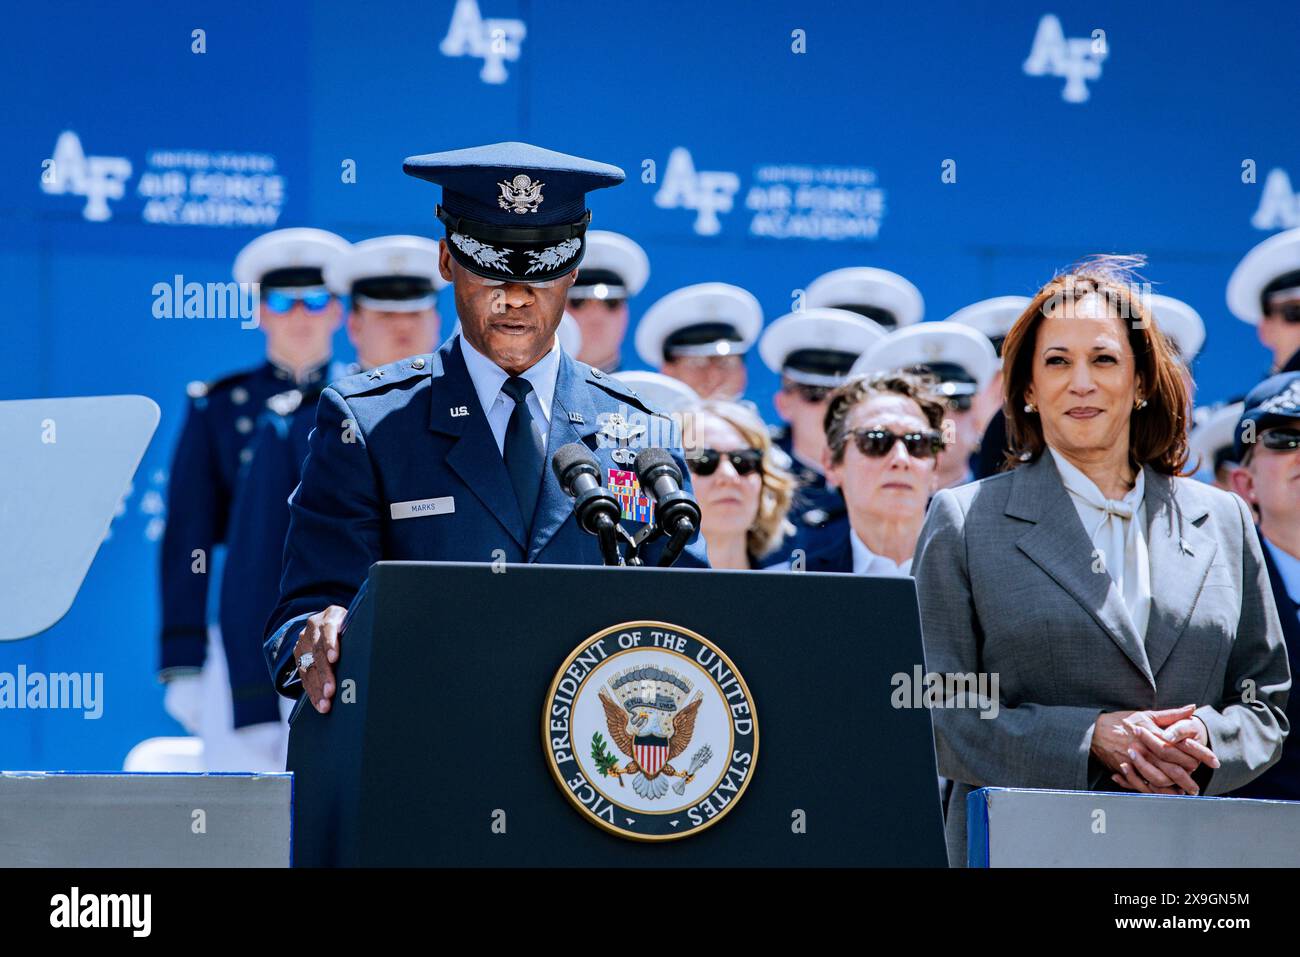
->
[543, 621, 758, 841]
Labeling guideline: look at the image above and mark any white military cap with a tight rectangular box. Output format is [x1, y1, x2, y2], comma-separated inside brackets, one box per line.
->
[1189, 401, 1246, 471]
[558, 312, 582, 355]
[233, 227, 351, 286]
[635, 282, 763, 366]
[1147, 294, 1205, 361]
[324, 234, 446, 311]
[804, 266, 924, 329]
[759, 308, 887, 387]
[610, 370, 700, 413]
[1227, 227, 1300, 324]
[946, 296, 1031, 347]
[569, 230, 650, 300]
[851, 321, 999, 399]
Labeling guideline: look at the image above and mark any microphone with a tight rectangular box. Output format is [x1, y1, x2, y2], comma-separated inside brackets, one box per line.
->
[633, 448, 701, 567]
[552, 443, 622, 566]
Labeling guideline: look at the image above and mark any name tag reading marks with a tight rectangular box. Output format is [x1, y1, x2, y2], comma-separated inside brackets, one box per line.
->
[390, 496, 456, 520]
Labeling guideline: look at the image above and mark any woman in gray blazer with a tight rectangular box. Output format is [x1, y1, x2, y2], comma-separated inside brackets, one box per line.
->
[913, 256, 1290, 867]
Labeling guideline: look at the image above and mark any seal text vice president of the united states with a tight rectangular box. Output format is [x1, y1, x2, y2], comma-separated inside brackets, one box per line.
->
[913, 256, 1290, 867]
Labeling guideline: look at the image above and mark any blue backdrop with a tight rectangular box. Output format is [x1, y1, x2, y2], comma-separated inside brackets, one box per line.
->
[3, 0, 1298, 768]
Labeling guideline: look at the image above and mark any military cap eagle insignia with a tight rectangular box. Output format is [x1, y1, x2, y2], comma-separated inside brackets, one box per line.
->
[543, 621, 758, 840]
[498, 173, 545, 214]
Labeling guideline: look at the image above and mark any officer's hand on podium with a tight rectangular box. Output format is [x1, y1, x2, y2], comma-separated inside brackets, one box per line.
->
[294, 605, 346, 714]
[162, 673, 203, 735]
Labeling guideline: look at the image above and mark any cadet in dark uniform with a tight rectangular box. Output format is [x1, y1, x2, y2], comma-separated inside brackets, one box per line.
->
[215, 236, 443, 768]
[635, 282, 762, 400]
[757, 307, 885, 553]
[565, 230, 649, 373]
[1228, 226, 1300, 376]
[157, 227, 349, 756]
[1227, 373, 1300, 799]
[264, 142, 709, 714]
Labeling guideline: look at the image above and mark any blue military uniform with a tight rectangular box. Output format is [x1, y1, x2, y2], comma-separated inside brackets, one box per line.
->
[263, 141, 708, 696]
[218, 363, 353, 727]
[264, 339, 708, 693]
[158, 358, 334, 675]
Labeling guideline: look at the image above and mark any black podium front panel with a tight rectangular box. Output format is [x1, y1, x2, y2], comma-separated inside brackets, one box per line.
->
[288, 562, 947, 866]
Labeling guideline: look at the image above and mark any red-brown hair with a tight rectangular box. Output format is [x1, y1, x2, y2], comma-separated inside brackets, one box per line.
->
[1000, 255, 1190, 475]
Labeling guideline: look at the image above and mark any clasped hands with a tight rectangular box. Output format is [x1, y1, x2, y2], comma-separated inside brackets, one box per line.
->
[1091, 704, 1219, 795]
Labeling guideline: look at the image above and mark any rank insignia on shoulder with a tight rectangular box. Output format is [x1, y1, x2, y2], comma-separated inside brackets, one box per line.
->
[606, 467, 655, 524]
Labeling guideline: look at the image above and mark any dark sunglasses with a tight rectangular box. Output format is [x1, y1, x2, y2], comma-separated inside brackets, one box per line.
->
[1273, 303, 1300, 324]
[946, 394, 974, 412]
[846, 428, 945, 459]
[262, 289, 333, 314]
[569, 297, 626, 311]
[1260, 427, 1300, 451]
[686, 447, 763, 477]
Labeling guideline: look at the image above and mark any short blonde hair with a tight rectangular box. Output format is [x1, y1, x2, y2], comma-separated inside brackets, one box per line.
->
[683, 400, 796, 560]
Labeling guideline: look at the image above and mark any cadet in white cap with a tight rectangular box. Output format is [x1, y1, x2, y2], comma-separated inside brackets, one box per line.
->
[804, 266, 924, 329]
[159, 226, 350, 767]
[610, 370, 700, 414]
[758, 308, 887, 538]
[565, 230, 649, 373]
[635, 282, 762, 400]
[852, 321, 998, 490]
[1227, 226, 1300, 375]
[949, 296, 1029, 481]
[1189, 401, 1246, 491]
[325, 235, 445, 370]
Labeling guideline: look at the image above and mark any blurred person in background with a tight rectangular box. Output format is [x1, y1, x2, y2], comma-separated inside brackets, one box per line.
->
[158, 227, 349, 755]
[565, 230, 649, 373]
[852, 322, 997, 490]
[682, 399, 795, 570]
[635, 282, 761, 400]
[1228, 226, 1300, 376]
[782, 370, 945, 575]
[211, 236, 443, 770]
[758, 306, 885, 550]
[1228, 373, 1300, 800]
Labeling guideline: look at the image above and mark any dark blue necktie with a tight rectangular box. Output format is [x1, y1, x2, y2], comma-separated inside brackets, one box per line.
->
[501, 376, 544, 533]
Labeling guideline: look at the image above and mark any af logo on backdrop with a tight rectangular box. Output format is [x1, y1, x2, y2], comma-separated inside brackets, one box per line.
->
[1023, 14, 1107, 103]
[543, 621, 758, 841]
[440, 0, 526, 84]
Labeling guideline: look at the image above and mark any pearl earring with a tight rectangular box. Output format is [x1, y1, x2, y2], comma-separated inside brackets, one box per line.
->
[1024, 402, 1037, 413]
[1135, 398, 1148, 410]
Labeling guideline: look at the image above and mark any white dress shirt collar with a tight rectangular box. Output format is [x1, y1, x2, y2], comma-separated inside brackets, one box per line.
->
[459, 332, 560, 425]
[1263, 537, 1300, 605]
[849, 529, 913, 577]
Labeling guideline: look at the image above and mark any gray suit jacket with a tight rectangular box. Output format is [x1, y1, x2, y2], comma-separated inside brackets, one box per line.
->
[913, 454, 1290, 867]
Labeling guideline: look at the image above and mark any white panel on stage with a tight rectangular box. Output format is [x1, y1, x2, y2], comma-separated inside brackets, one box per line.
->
[0, 772, 291, 867]
[970, 787, 1300, 867]
[0, 395, 159, 641]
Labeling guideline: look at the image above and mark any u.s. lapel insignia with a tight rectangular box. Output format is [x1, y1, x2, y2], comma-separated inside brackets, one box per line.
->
[498, 173, 545, 214]
[542, 621, 758, 841]
[568, 411, 585, 425]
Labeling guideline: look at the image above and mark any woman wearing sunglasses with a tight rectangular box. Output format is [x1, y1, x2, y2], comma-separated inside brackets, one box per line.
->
[913, 256, 1289, 866]
[790, 371, 947, 575]
[681, 401, 796, 570]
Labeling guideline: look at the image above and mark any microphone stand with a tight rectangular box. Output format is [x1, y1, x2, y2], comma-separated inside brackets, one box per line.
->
[657, 518, 695, 568]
